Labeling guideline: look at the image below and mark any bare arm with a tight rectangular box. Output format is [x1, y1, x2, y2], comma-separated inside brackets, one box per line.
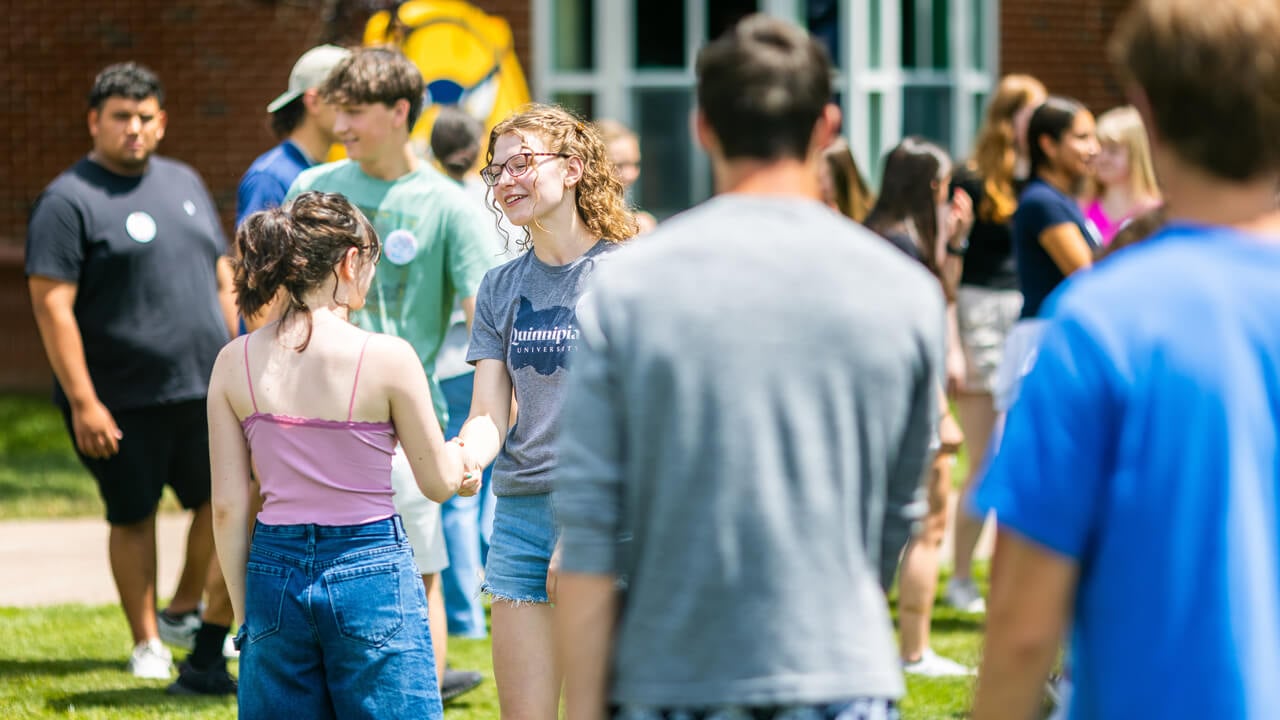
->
[972, 527, 1077, 720]
[28, 276, 121, 459]
[1040, 223, 1094, 276]
[557, 574, 619, 720]
[456, 359, 512, 469]
[208, 342, 253, 626]
[384, 338, 470, 501]
[215, 256, 238, 338]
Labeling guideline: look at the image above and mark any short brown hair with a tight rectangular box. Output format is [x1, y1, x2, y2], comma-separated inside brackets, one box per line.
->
[1109, 0, 1280, 180]
[695, 14, 832, 160]
[320, 46, 425, 128]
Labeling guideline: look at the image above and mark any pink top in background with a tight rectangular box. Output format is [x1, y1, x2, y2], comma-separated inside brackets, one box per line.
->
[240, 336, 398, 526]
[1084, 199, 1159, 246]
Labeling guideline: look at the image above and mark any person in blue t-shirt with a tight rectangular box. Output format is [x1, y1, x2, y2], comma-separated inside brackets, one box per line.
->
[235, 45, 349, 332]
[970, 0, 1280, 718]
[992, 96, 1100, 414]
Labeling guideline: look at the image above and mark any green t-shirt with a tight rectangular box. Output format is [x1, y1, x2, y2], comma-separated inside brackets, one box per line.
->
[288, 159, 496, 426]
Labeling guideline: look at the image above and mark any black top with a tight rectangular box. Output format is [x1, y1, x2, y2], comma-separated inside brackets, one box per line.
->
[25, 156, 230, 410]
[954, 167, 1019, 290]
[1011, 178, 1100, 319]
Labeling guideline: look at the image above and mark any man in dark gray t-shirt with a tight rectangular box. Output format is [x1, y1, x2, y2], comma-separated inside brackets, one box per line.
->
[554, 16, 944, 720]
[25, 63, 236, 693]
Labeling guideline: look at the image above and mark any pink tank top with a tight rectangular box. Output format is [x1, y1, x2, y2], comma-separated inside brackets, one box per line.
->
[240, 335, 398, 526]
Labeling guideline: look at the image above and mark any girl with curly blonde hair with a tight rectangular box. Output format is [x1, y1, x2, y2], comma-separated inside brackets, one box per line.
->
[456, 103, 634, 720]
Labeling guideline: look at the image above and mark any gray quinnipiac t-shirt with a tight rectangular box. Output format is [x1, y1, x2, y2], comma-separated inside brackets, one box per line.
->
[556, 195, 944, 707]
[467, 240, 619, 495]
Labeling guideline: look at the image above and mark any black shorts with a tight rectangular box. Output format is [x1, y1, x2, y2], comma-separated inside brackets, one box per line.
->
[63, 399, 211, 525]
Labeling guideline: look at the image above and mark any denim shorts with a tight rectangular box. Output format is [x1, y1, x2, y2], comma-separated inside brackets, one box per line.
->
[237, 516, 442, 720]
[614, 698, 899, 720]
[482, 493, 557, 603]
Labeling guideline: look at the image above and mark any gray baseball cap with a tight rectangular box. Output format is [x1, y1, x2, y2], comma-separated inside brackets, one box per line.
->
[267, 45, 352, 113]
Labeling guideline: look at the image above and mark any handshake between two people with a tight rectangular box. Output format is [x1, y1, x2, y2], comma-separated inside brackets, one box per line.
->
[443, 437, 484, 498]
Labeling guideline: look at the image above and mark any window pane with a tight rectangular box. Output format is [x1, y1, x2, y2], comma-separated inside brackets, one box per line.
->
[931, 0, 949, 69]
[902, 85, 952, 152]
[807, 0, 840, 68]
[709, 0, 759, 44]
[869, 0, 881, 68]
[637, 0, 686, 68]
[552, 92, 596, 121]
[869, 91, 883, 180]
[632, 88, 695, 219]
[970, 0, 986, 69]
[901, 0, 917, 68]
[553, 0, 594, 71]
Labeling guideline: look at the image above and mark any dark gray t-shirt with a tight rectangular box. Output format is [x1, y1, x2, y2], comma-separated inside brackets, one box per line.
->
[467, 240, 619, 495]
[556, 195, 944, 706]
[25, 157, 230, 410]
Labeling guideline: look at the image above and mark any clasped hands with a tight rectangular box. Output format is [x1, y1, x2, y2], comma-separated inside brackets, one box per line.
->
[444, 437, 484, 497]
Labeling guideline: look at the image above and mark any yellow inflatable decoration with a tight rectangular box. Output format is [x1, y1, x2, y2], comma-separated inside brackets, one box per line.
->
[351, 0, 532, 170]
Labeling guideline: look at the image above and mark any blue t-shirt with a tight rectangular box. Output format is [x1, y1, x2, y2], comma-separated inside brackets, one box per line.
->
[1012, 178, 1099, 318]
[972, 224, 1280, 719]
[236, 140, 312, 226]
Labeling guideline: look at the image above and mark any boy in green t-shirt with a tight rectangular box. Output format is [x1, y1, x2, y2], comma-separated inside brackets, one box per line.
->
[286, 46, 492, 704]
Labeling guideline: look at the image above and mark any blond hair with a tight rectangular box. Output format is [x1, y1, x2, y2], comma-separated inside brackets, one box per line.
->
[967, 74, 1046, 223]
[486, 104, 637, 250]
[1093, 105, 1160, 199]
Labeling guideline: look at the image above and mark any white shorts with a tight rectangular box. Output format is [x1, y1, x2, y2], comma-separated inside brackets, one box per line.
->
[993, 318, 1048, 414]
[957, 286, 1023, 394]
[390, 445, 449, 575]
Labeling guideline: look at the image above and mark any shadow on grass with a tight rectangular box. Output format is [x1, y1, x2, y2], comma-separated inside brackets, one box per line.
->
[49, 686, 231, 711]
[0, 658, 120, 677]
[929, 614, 986, 633]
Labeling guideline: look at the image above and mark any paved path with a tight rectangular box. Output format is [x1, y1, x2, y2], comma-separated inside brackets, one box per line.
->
[0, 513, 191, 607]
[0, 499, 993, 607]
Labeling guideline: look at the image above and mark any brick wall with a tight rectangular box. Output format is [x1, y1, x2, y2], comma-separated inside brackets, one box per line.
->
[1000, 0, 1132, 113]
[0, 0, 532, 392]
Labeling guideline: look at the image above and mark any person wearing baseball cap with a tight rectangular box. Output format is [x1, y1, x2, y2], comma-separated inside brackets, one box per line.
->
[237, 44, 350, 251]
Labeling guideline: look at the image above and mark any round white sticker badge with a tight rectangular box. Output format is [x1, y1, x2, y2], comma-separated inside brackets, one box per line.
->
[183, 200, 197, 216]
[125, 211, 157, 244]
[383, 229, 419, 265]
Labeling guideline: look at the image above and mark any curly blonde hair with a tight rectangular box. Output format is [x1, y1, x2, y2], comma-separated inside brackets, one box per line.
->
[486, 104, 637, 250]
[967, 74, 1046, 223]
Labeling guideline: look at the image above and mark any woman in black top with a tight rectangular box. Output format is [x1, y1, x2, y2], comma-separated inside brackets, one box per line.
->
[946, 74, 1045, 614]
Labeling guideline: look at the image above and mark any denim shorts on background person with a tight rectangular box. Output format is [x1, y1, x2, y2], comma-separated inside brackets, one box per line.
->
[482, 493, 557, 603]
[236, 516, 442, 720]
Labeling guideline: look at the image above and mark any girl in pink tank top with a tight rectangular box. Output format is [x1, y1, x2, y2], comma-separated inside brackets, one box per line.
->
[205, 191, 480, 719]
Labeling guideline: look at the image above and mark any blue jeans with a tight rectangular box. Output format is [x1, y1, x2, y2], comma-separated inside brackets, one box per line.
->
[482, 493, 557, 603]
[440, 372, 495, 637]
[237, 517, 442, 720]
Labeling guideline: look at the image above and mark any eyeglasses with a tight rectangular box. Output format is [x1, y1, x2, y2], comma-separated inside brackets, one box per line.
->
[479, 152, 569, 186]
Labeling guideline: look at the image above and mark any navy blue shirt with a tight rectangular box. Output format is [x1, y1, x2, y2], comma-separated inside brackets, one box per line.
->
[1012, 178, 1099, 318]
[236, 140, 313, 226]
[26, 157, 230, 410]
[973, 224, 1280, 718]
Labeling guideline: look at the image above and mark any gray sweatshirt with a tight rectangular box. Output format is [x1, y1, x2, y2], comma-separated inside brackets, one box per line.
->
[555, 194, 943, 707]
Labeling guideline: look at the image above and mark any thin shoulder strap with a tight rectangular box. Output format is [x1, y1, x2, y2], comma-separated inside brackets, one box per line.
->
[243, 335, 259, 414]
[348, 334, 374, 422]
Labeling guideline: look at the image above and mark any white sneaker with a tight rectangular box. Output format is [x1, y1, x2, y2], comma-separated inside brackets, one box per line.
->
[223, 633, 239, 659]
[943, 578, 987, 614]
[128, 639, 174, 680]
[903, 648, 975, 677]
[156, 608, 201, 650]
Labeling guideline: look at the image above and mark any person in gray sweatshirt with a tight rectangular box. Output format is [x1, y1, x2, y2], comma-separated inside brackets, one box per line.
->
[553, 14, 945, 720]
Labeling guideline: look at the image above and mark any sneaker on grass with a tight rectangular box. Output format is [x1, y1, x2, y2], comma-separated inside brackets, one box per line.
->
[166, 660, 237, 696]
[902, 648, 975, 678]
[942, 578, 987, 614]
[128, 639, 174, 680]
[441, 668, 484, 703]
[157, 608, 201, 650]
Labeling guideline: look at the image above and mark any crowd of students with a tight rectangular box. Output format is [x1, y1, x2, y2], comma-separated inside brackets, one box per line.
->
[24, 0, 1280, 717]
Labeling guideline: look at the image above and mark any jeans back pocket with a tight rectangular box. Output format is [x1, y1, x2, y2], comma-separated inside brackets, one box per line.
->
[324, 562, 405, 647]
[245, 562, 292, 643]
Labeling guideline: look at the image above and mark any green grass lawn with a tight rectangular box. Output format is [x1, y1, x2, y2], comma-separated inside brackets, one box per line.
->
[0, 393, 998, 717]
